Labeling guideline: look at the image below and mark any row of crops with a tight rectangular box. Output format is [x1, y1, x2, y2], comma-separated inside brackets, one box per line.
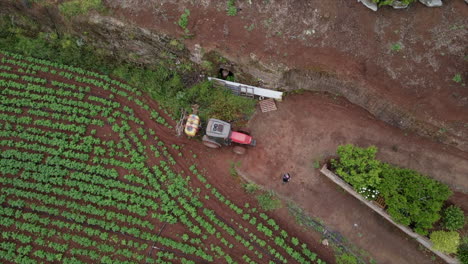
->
[0, 51, 327, 263]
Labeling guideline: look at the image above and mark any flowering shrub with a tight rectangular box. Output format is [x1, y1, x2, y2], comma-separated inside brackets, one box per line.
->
[357, 187, 380, 201]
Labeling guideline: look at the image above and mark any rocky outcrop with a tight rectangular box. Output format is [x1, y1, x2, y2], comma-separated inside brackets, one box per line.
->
[419, 0, 443, 7]
[357, 0, 378, 11]
[357, 0, 444, 10]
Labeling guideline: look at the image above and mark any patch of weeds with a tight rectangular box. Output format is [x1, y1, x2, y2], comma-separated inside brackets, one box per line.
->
[450, 24, 465, 30]
[263, 18, 273, 28]
[244, 23, 255, 32]
[169, 39, 185, 51]
[452, 74, 462, 83]
[226, 0, 238, 16]
[229, 161, 241, 177]
[391, 43, 402, 52]
[336, 253, 359, 264]
[201, 60, 214, 72]
[242, 183, 258, 194]
[178, 9, 190, 33]
[58, 0, 105, 18]
[438, 127, 447, 134]
[313, 160, 320, 169]
[256, 191, 282, 211]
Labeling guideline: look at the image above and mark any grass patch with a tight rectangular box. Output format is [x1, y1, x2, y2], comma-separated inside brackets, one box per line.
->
[256, 191, 282, 211]
[242, 183, 258, 194]
[59, 0, 105, 18]
[229, 161, 241, 177]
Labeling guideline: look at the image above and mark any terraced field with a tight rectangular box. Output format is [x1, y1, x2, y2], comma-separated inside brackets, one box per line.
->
[0, 51, 327, 264]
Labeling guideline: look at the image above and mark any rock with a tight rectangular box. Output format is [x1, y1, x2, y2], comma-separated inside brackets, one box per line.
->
[321, 239, 329, 246]
[357, 0, 378, 11]
[390, 1, 409, 8]
[419, 0, 443, 7]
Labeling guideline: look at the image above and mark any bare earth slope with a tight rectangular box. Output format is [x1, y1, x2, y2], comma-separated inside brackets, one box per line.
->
[108, 0, 468, 152]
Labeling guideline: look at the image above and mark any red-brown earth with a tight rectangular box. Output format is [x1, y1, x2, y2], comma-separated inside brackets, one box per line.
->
[101, 1, 468, 263]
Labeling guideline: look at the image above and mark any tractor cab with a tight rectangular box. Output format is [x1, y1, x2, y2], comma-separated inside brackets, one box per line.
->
[202, 118, 256, 154]
[206, 119, 231, 144]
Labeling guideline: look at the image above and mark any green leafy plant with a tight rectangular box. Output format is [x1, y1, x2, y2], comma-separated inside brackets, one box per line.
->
[453, 74, 462, 83]
[331, 144, 382, 190]
[391, 43, 402, 52]
[379, 166, 451, 235]
[226, 0, 238, 16]
[178, 9, 190, 30]
[242, 183, 258, 194]
[430, 231, 460, 254]
[442, 205, 465, 231]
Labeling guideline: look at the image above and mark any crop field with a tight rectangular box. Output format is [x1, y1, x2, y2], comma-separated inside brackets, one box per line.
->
[0, 51, 326, 264]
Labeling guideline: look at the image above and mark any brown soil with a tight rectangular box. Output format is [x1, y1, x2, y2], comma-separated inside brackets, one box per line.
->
[235, 92, 468, 264]
[107, 0, 468, 151]
[100, 1, 468, 263]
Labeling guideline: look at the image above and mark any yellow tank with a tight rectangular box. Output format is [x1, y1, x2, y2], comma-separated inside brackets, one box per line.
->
[184, 114, 200, 137]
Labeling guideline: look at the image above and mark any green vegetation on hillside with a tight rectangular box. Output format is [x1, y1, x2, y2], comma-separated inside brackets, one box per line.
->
[0, 15, 255, 122]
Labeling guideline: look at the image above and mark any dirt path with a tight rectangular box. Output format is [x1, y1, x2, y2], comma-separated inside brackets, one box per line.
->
[233, 92, 468, 264]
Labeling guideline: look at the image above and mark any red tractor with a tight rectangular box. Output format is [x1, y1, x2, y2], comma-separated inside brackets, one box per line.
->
[202, 119, 256, 155]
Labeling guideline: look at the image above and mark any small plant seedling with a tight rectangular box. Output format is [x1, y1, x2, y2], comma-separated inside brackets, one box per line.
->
[452, 74, 462, 83]
[226, 0, 237, 16]
[178, 9, 190, 31]
[313, 160, 320, 169]
[391, 43, 402, 52]
[245, 23, 255, 32]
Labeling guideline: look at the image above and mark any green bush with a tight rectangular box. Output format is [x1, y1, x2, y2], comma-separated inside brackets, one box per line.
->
[331, 144, 382, 190]
[430, 231, 460, 254]
[379, 167, 451, 235]
[458, 240, 468, 264]
[442, 205, 465, 231]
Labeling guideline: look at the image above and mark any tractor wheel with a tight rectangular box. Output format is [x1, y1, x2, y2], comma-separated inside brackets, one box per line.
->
[233, 146, 246, 155]
[202, 135, 221, 149]
[237, 127, 251, 136]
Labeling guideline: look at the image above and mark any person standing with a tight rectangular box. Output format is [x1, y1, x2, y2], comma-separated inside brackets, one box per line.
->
[282, 173, 291, 183]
